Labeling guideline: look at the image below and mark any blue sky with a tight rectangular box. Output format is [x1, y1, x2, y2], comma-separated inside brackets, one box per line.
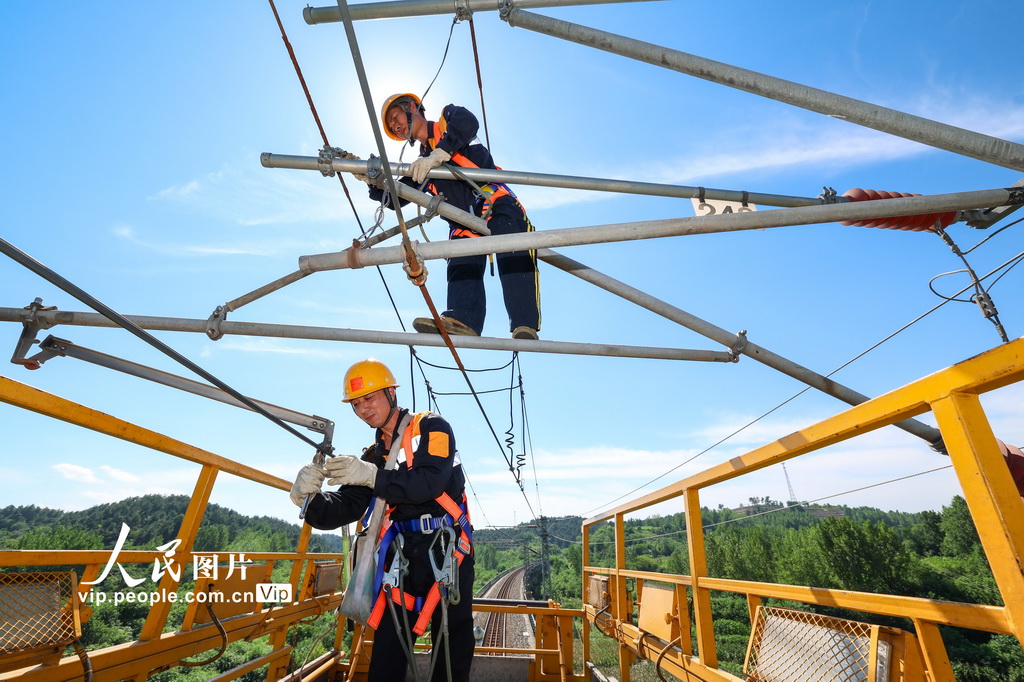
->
[2, 1, 1023, 535]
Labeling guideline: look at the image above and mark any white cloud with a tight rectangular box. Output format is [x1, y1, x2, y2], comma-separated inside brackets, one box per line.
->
[150, 160, 354, 227]
[52, 463, 99, 483]
[100, 465, 141, 483]
[110, 223, 344, 259]
[212, 338, 353, 360]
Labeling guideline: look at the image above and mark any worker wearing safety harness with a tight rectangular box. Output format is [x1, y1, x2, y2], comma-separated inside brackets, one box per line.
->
[290, 359, 475, 682]
[373, 92, 541, 340]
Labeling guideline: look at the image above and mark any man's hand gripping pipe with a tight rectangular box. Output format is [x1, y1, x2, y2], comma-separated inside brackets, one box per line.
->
[300, 437, 335, 520]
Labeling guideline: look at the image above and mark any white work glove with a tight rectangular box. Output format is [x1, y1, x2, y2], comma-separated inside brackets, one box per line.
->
[338, 150, 370, 183]
[410, 147, 451, 184]
[324, 455, 378, 489]
[289, 465, 326, 507]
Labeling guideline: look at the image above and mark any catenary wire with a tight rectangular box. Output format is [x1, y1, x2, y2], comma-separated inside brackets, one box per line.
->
[582, 244, 1023, 517]
[574, 465, 956, 546]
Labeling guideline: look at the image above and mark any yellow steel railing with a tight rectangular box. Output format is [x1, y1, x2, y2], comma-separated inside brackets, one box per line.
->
[0, 374, 344, 681]
[0, 374, 585, 682]
[581, 336, 1024, 682]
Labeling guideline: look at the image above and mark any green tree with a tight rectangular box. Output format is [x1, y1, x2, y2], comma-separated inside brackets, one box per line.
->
[940, 496, 981, 557]
[14, 525, 103, 550]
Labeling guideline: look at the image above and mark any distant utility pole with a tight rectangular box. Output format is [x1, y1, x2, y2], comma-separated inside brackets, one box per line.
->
[782, 463, 798, 505]
[539, 516, 552, 599]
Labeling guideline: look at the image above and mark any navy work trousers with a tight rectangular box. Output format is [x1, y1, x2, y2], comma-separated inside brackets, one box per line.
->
[444, 196, 540, 335]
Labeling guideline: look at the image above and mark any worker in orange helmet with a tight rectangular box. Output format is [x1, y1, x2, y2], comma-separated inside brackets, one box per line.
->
[372, 93, 541, 340]
[290, 359, 476, 682]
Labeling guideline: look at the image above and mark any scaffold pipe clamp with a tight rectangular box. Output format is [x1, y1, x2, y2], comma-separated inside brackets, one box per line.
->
[728, 329, 748, 361]
[402, 243, 428, 286]
[206, 305, 227, 341]
[317, 147, 338, 177]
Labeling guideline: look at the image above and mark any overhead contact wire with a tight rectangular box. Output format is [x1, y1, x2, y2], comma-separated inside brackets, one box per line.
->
[584, 248, 1023, 517]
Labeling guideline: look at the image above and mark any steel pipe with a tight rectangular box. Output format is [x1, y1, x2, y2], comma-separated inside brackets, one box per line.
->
[38, 336, 333, 437]
[0, 307, 734, 363]
[304, 0, 656, 23]
[297, 187, 1021, 272]
[261, 152, 828, 208]
[502, 9, 1024, 173]
[536, 248, 945, 448]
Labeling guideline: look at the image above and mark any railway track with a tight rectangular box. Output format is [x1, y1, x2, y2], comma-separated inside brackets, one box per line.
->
[478, 564, 528, 654]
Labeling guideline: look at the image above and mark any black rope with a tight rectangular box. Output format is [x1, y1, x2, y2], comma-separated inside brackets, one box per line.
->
[419, 18, 459, 105]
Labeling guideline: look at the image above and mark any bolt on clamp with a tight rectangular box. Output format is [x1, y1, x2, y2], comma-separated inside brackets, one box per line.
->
[317, 147, 338, 177]
[424, 193, 445, 220]
[728, 329, 748, 361]
[206, 305, 227, 340]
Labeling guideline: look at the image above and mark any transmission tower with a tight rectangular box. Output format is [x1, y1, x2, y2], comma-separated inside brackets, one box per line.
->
[539, 515, 552, 599]
[782, 462, 798, 504]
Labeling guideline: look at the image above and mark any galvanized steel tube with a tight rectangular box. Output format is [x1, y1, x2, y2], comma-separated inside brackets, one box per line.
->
[502, 9, 1024, 173]
[304, 0, 655, 23]
[261, 152, 827, 208]
[297, 187, 1020, 272]
[0, 307, 734, 362]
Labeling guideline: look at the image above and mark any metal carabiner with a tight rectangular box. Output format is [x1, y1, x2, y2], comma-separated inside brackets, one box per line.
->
[382, 534, 409, 593]
[429, 526, 460, 605]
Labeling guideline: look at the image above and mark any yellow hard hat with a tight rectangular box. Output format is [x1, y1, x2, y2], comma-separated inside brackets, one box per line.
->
[342, 359, 399, 402]
[381, 92, 422, 141]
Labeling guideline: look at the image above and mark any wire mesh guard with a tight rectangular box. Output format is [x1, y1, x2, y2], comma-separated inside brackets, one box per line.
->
[0, 572, 80, 654]
[744, 606, 888, 682]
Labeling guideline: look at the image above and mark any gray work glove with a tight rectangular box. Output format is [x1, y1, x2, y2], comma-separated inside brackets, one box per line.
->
[338, 150, 370, 183]
[289, 464, 326, 507]
[324, 455, 378, 489]
[410, 147, 451, 184]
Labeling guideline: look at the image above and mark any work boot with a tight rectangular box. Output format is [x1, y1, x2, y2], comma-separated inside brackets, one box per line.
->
[413, 316, 478, 336]
[512, 326, 539, 340]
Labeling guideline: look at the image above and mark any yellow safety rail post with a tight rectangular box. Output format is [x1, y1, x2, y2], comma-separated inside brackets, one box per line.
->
[685, 489, 717, 669]
[613, 512, 630, 682]
[581, 522, 592, 679]
[140, 463, 218, 641]
[579, 336, 1024, 681]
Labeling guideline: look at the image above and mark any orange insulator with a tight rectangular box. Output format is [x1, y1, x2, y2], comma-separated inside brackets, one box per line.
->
[840, 188, 957, 231]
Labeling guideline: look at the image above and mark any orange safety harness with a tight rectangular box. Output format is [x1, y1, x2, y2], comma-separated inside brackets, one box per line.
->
[365, 412, 473, 635]
[424, 121, 519, 239]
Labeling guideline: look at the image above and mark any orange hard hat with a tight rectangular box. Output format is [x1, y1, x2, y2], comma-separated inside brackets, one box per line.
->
[342, 359, 399, 402]
[381, 92, 422, 141]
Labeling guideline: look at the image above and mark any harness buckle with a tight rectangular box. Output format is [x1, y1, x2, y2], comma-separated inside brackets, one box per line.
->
[419, 513, 435, 534]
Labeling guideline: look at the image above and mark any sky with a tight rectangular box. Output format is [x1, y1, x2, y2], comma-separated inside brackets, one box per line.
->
[2, 1, 1023, 542]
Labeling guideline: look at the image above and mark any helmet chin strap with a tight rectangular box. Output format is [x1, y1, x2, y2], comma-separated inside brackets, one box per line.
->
[404, 107, 415, 146]
[375, 387, 400, 435]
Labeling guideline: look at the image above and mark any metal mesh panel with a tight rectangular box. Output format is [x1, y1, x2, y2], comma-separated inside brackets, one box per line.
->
[313, 561, 342, 597]
[745, 607, 874, 682]
[0, 572, 79, 654]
